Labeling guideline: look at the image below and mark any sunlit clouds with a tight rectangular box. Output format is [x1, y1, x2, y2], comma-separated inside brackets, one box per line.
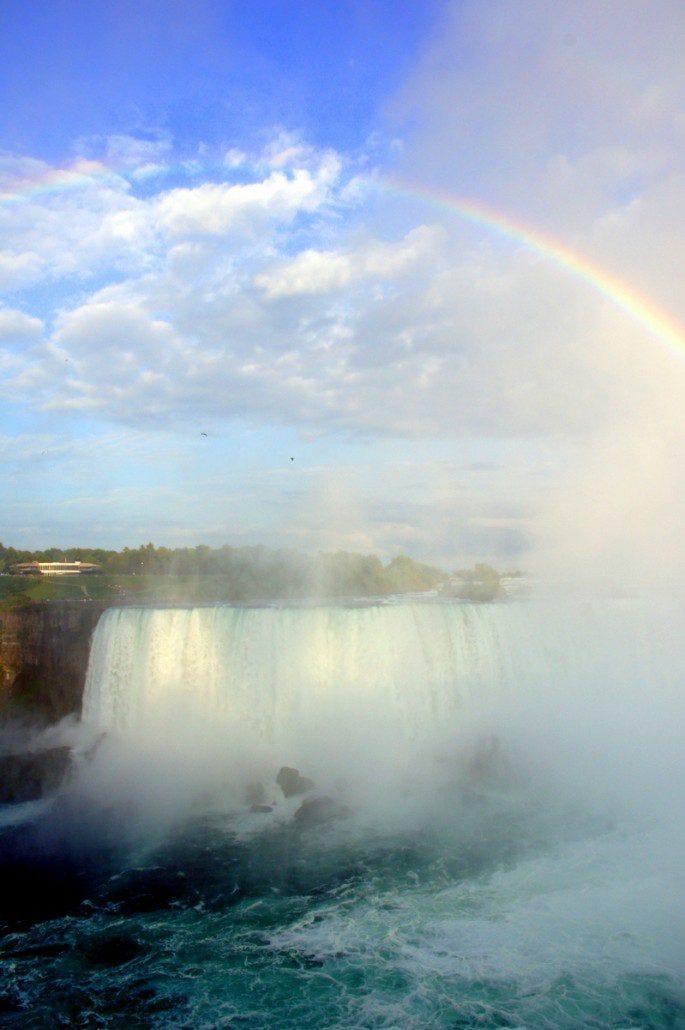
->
[0, 1, 683, 574]
[4, 135, 678, 440]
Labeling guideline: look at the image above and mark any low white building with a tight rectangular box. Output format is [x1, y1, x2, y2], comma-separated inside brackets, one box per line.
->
[11, 561, 102, 576]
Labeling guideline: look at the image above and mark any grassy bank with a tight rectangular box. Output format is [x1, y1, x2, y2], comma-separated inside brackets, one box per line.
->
[0, 575, 142, 609]
[0, 568, 446, 610]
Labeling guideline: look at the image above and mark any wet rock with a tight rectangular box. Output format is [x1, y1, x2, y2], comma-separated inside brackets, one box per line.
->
[0, 790, 132, 926]
[249, 804, 273, 814]
[0, 830, 106, 925]
[78, 931, 143, 966]
[0, 602, 109, 721]
[0, 745, 71, 803]
[0, 989, 23, 1014]
[293, 795, 350, 830]
[104, 865, 191, 914]
[276, 766, 314, 798]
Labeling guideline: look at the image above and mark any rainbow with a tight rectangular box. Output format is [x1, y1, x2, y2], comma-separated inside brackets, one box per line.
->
[0, 155, 258, 208]
[383, 177, 685, 362]
[2, 157, 683, 362]
[0, 160, 128, 206]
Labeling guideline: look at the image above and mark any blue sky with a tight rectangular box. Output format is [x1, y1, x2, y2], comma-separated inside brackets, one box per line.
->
[0, 0, 439, 158]
[1, 0, 683, 581]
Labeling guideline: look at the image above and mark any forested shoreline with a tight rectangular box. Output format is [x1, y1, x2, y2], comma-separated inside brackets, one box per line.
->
[0, 543, 450, 608]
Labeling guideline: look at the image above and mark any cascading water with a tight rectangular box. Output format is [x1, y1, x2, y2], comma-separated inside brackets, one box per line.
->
[83, 602, 528, 730]
[2, 597, 683, 1027]
[81, 598, 681, 809]
[83, 601, 544, 774]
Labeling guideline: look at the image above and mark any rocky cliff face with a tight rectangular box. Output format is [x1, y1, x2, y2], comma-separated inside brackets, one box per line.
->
[0, 602, 109, 722]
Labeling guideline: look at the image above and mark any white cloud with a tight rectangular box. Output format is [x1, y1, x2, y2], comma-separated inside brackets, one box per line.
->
[4, 176, 675, 443]
[74, 133, 173, 168]
[224, 148, 248, 169]
[0, 307, 43, 342]
[362, 225, 443, 275]
[0, 158, 153, 289]
[255, 225, 444, 298]
[255, 248, 353, 297]
[53, 299, 177, 357]
[157, 162, 338, 239]
[0, 250, 41, 288]
[0, 142, 348, 304]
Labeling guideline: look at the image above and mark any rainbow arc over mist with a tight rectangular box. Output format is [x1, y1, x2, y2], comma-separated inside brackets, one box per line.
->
[384, 178, 685, 362]
[2, 158, 683, 362]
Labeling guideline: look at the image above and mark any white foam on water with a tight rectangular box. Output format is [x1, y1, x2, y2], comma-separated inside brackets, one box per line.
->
[263, 821, 683, 1027]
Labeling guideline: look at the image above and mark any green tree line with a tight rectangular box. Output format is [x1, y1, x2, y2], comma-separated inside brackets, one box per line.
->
[0, 542, 448, 601]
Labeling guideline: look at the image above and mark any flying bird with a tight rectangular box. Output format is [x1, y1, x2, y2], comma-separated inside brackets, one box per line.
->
[290, 456, 294, 461]
[200, 432, 208, 437]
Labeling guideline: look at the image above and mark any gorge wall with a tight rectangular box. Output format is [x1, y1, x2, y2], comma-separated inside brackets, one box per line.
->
[0, 602, 109, 722]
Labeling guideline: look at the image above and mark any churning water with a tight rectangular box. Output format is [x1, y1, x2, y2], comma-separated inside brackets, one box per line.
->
[0, 598, 683, 1027]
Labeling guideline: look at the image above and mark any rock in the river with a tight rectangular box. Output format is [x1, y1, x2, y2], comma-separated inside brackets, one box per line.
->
[276, 766, 314, 798]
[78, 931, 143, 967]
[0, 745, 71, 803]
[293, 795, 350, 830]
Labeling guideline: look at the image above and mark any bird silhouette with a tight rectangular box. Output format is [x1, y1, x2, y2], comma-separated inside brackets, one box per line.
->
[200, 432, 208, 437]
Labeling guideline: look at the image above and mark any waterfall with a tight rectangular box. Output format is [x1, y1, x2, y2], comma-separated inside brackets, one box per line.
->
[81, 597, 681, 806]
[18, 597, 681, 1030]
[82, 600, 552, 734]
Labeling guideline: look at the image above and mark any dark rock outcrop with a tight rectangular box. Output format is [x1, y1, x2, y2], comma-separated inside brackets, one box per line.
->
[0, 746, 72, 803]
[276, 766, 314, 798]
[293, 795, 350, 830]
[0, 602, 109, 721]
[77, 932, 143, 967]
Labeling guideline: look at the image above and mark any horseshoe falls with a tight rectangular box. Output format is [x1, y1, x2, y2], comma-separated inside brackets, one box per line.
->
[2, 598, 684, 1028]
